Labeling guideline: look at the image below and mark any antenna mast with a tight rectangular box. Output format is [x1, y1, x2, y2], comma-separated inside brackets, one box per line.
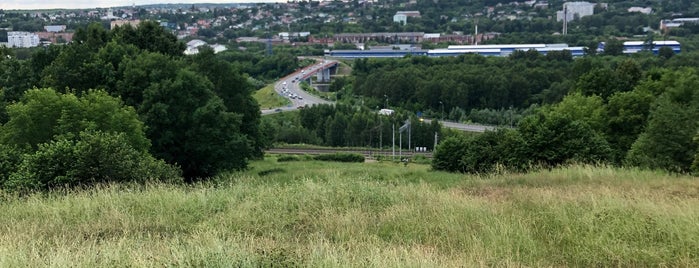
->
[563, 5, 568, 35]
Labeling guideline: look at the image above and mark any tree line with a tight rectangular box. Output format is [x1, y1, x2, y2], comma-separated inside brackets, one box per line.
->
[262, 103, 456, 151]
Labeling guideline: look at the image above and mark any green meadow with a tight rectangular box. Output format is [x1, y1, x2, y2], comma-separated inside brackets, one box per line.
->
[253, 84, 290, 109]
[0, 157, 697, 267]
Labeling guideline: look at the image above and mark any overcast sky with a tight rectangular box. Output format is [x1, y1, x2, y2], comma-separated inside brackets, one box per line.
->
[1, 1, 285, 10]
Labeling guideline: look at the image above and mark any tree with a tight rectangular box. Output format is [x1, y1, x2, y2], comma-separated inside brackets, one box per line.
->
[605, 89, 655, 163]
[116, 52, 181, 107]
[658, 46, 674, 59]
[576, 68, 619, 100]
[614, 59, 642, 93]
[73, 23, 110, 52]
[112, 21, 185, 57]
[188, 47, 263, 157]
[603, 38, 624, 56]
[432, 135, 470, 172]
[547, 92, 607, 131]
[626, 95, 698, 172]
[139, 69, 252, 179]
[1, 89, 149, 152]
[40, 43, 110, 93]
[518, 113, 612, 167]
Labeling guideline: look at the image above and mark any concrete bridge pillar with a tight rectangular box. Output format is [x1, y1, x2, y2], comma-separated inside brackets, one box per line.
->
[317, 67, 331, 83]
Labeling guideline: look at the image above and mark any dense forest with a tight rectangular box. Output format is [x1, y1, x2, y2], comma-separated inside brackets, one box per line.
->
[0, 21, 267, 190]
[422, 50, 699, 174]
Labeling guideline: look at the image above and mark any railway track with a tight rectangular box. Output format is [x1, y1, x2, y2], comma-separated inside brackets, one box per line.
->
[265, 148, 433, 158]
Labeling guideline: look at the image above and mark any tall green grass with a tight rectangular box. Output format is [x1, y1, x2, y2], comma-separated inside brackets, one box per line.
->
[0, 158, 697, 266]
[253, 84, 290, 109]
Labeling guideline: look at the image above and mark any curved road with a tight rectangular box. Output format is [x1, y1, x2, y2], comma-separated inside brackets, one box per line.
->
[261, 60, 334, 115]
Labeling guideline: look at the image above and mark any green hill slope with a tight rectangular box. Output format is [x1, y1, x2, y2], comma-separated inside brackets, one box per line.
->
[0, 158, 697, 266]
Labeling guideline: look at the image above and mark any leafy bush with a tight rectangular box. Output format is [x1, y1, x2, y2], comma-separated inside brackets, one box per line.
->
[0, 144, 25, 185]
[313, 153, 365, 163]
[432, 136, 470, 172]
[518, 113, 612, 168]
[5, 131, 181, 191]
[277, 155, 300, 162]
[433, 113, 611, 174]
[433, 129, 526, 173]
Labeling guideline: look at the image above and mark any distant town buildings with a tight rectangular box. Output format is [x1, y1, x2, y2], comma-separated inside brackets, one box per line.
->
[393, 11, 420, 25]
[627, 7, 652, 15]
[329, 32, 498, 45]
[393, 13, 407, 25]
[660, 18, 699, 30]
[278, 32, 311, 41]
[556, 2, 595, 22]
[8, 31, 40, 48]
[36, 32, 74, 44]
[185, 39, 227, 55]
[100, 9, 120, 20]
[111, 20, 141, 29]
[44, 25, 67, 32]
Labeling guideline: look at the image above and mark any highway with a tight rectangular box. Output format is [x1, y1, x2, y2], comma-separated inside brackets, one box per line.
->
[260, 60, 503, 133]
[260, 60, 335, 115]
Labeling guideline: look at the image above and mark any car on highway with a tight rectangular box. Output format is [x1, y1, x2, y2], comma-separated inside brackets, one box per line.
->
[274, 108, 283, 112]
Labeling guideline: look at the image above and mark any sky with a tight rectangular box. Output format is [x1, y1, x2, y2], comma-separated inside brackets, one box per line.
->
[0, 0, 286, 10]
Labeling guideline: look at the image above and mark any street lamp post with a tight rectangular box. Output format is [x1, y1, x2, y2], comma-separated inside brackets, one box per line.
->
[439, 101, 444, 120]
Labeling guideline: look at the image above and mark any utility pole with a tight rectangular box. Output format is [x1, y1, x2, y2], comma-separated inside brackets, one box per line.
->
[379, 121, 382, 156]
[392, 124, 395, 161]
[563, 5, 568, 35]
[434, 132, 438, 151]
[474, 18, 479, 45]
[439, 101, 444, 120]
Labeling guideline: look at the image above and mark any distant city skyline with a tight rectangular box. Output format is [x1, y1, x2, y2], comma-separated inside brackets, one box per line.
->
[1, 0, 286, 10]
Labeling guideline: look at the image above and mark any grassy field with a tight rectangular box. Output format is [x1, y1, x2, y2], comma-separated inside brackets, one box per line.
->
[0, 158, 698, 266]
[253, 84, 290, 109]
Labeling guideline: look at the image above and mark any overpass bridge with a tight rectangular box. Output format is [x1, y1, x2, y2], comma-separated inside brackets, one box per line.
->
[298, 60, 339, 84]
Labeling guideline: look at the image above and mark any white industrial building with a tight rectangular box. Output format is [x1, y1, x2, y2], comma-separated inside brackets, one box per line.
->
[556, 2, 595, 22]
[393, 14, 407, 25]
[7, 31, 40, 48]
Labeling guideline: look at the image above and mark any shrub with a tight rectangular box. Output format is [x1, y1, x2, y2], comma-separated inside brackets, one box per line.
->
[432, 129, 526, 174]
[431, 136, 470, 172]
[519, 114, 612, 168]
[0, 144, 25, 185]
[277, 155, 300, 162]
[5, 131, 181, 191]
[411, 154, 431, 165]
[313, 153, 365, 163]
